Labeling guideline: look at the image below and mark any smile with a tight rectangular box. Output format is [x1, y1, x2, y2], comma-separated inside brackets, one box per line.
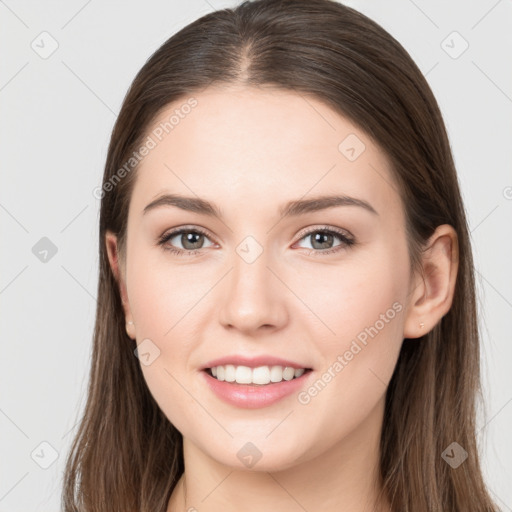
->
[201, 366, 314, 409]
[207, 364, 310, 385]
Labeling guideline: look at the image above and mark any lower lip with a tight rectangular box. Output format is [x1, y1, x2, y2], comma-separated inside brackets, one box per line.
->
[201, 370, 313, 409]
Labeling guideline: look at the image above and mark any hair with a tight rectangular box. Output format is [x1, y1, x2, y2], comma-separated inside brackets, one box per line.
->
[61, 0, 499, 510]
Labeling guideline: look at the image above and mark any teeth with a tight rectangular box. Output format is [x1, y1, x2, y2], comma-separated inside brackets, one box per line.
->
[225, 364, 236, 382]
[235, 365, 252, 384]
[209, 365, 307, 385]
[252, 366, 270, 385]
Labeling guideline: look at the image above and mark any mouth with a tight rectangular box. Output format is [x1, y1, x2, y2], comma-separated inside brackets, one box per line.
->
[204, 365, 313, 386]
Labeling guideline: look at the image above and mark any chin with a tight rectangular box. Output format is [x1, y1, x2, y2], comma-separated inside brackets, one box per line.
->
[204, 437, 311, 473]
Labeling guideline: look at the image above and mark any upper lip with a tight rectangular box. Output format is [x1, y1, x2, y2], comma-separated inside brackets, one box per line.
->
[202, 355, 311, 370]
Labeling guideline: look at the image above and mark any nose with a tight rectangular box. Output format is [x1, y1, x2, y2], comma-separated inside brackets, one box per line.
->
[218, 243, 289, 334]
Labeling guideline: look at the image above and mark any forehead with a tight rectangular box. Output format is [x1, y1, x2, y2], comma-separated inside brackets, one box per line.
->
[130, 86, 402, 222]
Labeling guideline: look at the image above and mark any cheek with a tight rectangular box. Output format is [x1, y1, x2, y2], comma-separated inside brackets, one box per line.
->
[297, 244, 407, 418]
[301, 245, 408, 420]
[125, 245, 209, 403]
[297, 243, 408, 350]
[126, 242, 202, 343]
[126, 251, 203, 432]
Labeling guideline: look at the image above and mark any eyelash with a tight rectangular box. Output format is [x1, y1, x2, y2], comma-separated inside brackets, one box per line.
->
[157, 225, 355, 257]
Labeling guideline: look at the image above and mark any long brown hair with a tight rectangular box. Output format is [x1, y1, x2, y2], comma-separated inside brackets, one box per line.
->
[62, 1, 499, 510]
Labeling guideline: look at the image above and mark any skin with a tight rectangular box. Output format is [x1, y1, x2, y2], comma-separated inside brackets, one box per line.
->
[105, 86, 458, 512]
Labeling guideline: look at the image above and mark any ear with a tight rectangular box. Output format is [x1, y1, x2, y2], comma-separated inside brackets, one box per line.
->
[403, 224, 459, 339]
[105, 230, 135, 339]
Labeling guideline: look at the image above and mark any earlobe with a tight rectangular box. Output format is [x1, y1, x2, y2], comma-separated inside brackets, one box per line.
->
[403, 225, 459, 339]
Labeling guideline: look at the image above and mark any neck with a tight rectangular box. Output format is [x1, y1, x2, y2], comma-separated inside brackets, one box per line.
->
[168, 397, 390, 512]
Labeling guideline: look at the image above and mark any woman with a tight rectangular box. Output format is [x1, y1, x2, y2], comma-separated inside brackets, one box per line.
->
[62, 0, 500, 510]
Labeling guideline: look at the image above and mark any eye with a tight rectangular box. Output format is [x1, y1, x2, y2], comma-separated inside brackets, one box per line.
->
[294, 226, 355, 256]
[158, 225, 355, 257]
[157, 226, 215, 256]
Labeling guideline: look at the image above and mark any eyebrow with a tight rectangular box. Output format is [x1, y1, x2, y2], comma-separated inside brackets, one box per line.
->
[143, 193, 379, 218]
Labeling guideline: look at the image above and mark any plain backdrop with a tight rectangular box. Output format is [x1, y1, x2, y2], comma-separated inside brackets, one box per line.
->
[1, 1, 511, 510]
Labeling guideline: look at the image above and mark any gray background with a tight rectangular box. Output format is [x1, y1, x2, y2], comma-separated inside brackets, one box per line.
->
[1, 0, 511, 510]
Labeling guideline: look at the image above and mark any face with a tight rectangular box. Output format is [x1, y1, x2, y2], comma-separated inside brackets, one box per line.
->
[111, 86, 415, 471]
